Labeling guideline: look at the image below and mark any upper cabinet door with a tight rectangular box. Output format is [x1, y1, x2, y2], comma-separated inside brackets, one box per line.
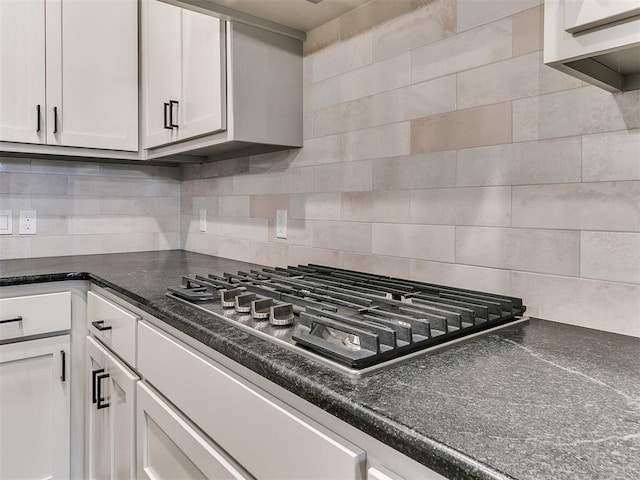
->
[141, 0, 181, 149]
[179, 10, 226, 140]
[564, 0, 640, 33]
[46, 0, 138, 151]
[142, 0, 226, 150]
[0, 0, 46, 144]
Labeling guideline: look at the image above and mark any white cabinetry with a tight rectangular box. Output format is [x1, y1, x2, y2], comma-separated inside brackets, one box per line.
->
[142, 0, 226, 149]
[141, 0, 302, 160]
[0, 0, 138, 151]
[137, 382, 250, 480]
[0, 291, 72, 480]
[137, 320, 366, 479]
[544, 0, 640, 91]
[86, 336, 139, 480]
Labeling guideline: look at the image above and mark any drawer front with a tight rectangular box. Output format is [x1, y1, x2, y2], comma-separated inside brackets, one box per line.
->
[138, 321, 366, 480]
[137, 382, 250, 480]
[0, 292, 71, 343]
[87, 291, 139, 367]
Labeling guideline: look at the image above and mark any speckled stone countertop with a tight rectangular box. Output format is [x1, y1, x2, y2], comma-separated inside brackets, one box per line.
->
[2, 250, 639, 480]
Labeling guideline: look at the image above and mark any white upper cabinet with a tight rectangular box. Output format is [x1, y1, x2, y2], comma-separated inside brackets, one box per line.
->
[545, 0, 640, 91]
[0, 0, 138, 151]
[142, 0, 302, 161]
[142, 0, 226, 150]
[0, 0, 46, 144]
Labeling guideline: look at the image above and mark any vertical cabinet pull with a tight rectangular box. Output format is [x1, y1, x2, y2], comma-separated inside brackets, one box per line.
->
[169, 100, 179, 128]
[36, 105, 41, 132]
[60, 350, 66, 382]
[163, 102, 172, 129]
[92, 368, 105, 404]
[53, 106, 58, 133]
[96, 373, 110, 410]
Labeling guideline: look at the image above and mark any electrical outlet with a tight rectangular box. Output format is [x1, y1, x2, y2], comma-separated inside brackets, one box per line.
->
[0, 210, 12, 235]
[199, 210, 207, 232]
[276, 210, 287, 239]
[19, 210, 37, 235]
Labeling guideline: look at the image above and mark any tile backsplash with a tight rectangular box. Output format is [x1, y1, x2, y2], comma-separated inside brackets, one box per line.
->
[0, 158, 181, 259]
[181, 0, 640, 337]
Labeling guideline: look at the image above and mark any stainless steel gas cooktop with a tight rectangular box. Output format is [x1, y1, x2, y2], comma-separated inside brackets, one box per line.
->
[166, 264, 527, 378]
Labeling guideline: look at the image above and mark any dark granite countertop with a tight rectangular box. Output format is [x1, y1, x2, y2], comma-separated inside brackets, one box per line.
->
[1, 250, 639, 480]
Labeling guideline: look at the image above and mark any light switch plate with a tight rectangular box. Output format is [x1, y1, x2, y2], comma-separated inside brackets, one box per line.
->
[0, 210, 12, 235]
[276, 210, 287, 239]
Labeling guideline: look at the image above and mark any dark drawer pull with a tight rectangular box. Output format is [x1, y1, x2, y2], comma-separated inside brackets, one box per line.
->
[36, 104, 41, 132]
[53, 106, 58, 133]
[92, 368, 105, 404]
[60, 350, 66, 382]
[0, 316, 23, 325]
[169, 100, 179, 128]
[91, 320, 112, 331]
[96, 373, 110, 409]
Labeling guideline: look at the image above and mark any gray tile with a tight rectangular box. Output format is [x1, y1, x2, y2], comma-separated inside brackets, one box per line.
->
[373, 152, 456, 190]
[313, 97, 373, 137]
[289, 192, 341, 220]
[456, 137, 581, 186]
[581, 231, 640, 284]
[9, 173, 68, 195]
[582, 130, 640, 182]
[411, 186, 511, 226]
[313, 161, 372, 192]
[372, 223, 454, 262]
[457, 0, 541, 32]
[340, 53, 411, 104]
[410, 259, 511, 295]
[312, 221, 372, 253]
[456, 226, 580, 276]
[512, 182, 640, 231]
[341, 190, 411, 223]
[342, 122, 410, 162]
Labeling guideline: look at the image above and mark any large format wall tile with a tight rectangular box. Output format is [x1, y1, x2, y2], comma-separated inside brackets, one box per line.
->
[313, 161, 373, 192]
[342, 122, 411, 161]
[372, 75, 456, 125]
[455, 226, 580, 276]
[411, 103, 512, 153]
[512, 5, 543, 56]
[410, 259, 511, 295]
[457, 0, 541, 32]
[373, 151, 456, 190]
[372, 223, 454, 262]
[513, 87, 640, 141]
[456, 137, 581, 186]
[289, 192, 341, 220]
[582, 130, 640, 182]
[372, 0, 456, 61]
[513, 182, 640, 231]
[581, 232, 640, 284]
[340, 53, 411, 103]
[412, 18, 512, 82]
[511, 272, 640, 337]
[312, 221, 372, 253]
[457, 51, 581, 109]
[411, 186, 511, 226]
[309, 32, 372, 84]
[341, 190, 411, 223]
[313, 97, 373, 137]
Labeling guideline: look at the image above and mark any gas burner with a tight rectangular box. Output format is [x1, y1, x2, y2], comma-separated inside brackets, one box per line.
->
[166, 264, 527, 377]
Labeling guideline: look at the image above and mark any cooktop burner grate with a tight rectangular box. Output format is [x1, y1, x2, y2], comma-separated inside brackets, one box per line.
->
[167, 264, 527, 376]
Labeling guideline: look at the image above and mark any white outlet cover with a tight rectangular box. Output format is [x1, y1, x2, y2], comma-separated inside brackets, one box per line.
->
[0, 210, 12, 235]
[19, 210, 36, 235]
[199, 210, 207, 232]
[276, 209, 287, 239]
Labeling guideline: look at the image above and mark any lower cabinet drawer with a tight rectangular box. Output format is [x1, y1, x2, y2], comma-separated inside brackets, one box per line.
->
[0, 292, 71, 343]
[138, 321, 366, 480]
[87, 291, 139, 367]
[137, 381, 251, 480]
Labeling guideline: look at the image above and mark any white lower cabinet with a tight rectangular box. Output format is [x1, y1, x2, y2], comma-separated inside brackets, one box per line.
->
[137, 381, 251, 480]
[137, 320, 366, 480]
[0, 335, 70, 480]
[86, 336, 139, 480]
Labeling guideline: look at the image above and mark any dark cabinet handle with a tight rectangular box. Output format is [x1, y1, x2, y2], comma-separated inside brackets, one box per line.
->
[53, 106, 58, 133]
[96, 373, 110, 409]
[36, 105, 41, 132]
[163, 102, 172, 129]
[92, 368, 105, 404]
[169, 100, 179, 128]
[60, 350, 66, 382]
[0, 316, 22, 325]
[91, 320, 112, 331]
